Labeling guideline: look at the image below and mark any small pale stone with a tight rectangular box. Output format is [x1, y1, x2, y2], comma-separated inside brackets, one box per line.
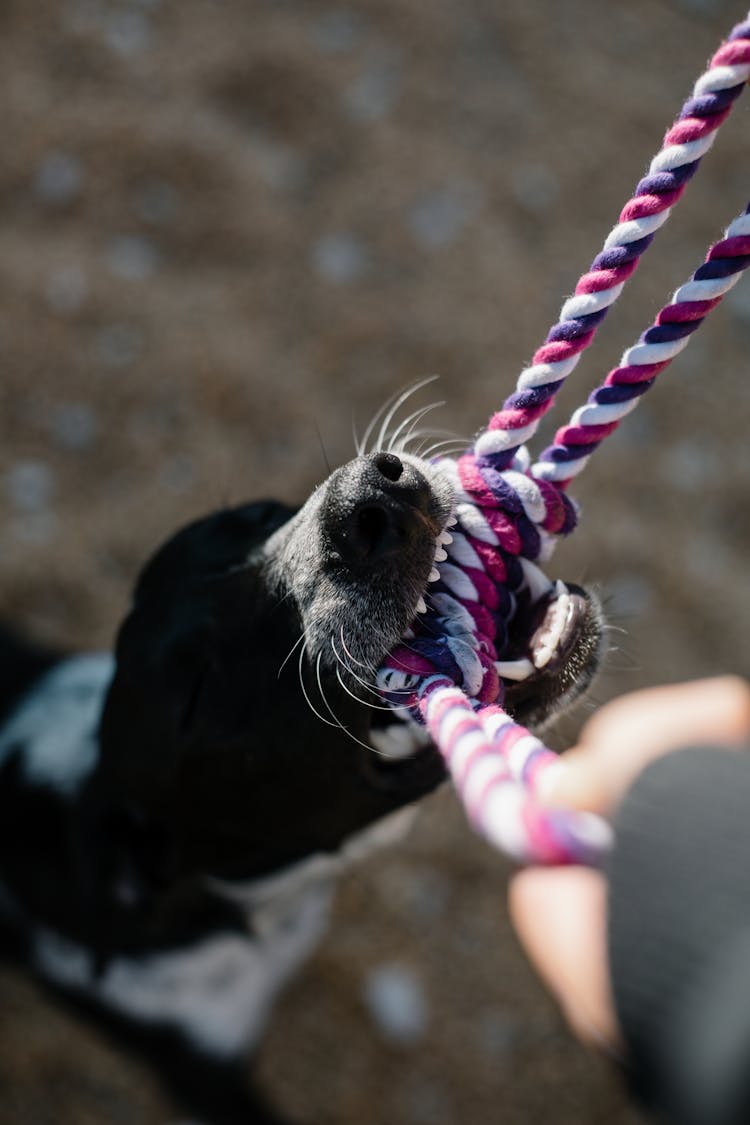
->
[363, 963, 428, 1045]
[49, 403, 99, 452]
[6, 461, 56, 514]
[311, 10, 364, 54]
[105, 9, 152, 56]
[312, 232, 369, 283]
[344, 49, 402, 122]
[408, 182, 483, 250]
[33, 151, 83, 207]
[106, 235, 160, 281]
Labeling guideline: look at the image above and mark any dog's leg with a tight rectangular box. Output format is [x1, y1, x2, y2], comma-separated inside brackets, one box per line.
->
[152, 1044, 297, 1125]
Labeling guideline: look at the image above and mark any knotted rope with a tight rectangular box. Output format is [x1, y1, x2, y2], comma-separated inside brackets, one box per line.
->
[377, 14, 750, 865]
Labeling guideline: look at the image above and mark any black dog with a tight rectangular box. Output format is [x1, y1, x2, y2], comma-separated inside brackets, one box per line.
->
[0, 448, 603, 1124]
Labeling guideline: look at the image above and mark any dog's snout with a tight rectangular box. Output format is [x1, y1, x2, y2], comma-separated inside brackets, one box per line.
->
[322, 452, 438, 567]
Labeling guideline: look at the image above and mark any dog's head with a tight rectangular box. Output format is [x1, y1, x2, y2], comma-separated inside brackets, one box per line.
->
[98, 448, 604, 882]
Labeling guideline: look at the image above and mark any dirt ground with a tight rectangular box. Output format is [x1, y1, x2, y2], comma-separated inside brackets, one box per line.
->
[1, 1, 749, 1122]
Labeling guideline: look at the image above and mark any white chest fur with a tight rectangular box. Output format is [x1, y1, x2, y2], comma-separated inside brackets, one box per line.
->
[1, 656, 420, 1059]
[31, 807, 417, 1060]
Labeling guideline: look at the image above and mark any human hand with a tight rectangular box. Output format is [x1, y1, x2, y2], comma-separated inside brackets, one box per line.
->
[509, 677, 750, 1052]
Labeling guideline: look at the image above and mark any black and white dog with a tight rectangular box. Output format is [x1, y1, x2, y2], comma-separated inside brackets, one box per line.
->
[0, 447, 603, 1124]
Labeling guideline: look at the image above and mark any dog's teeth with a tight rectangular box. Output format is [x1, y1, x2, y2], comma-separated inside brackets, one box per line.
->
[416, 596, 427, 614]
[555, 579, 569, 597]
[531, 592, 572, 668]
[532, 644, 553, 669]
[438, 530, 453, 545]
[428, 567, 440, 582]
[495, 658, 535, 681]
[433, 546, 448, 562]
[520, 558, 555, 602]
[445, 515, 458, 527]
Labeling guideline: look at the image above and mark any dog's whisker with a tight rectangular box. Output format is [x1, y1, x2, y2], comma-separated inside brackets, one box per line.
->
[333, 664, 393, 716]
[357, 380, 435, 459]
[404, 431, 469, 459]
[315, 650, 348, 726]
[398, 430, 464, 456]
[270, 586, 299, 613]
[331, 637, 379, 693]
[297, 639, 339, 728]
[398, 430, 433, 455]
[331, 638, 400, 704]
[312, 652, 389, 754]
[277, 631, 307, 679]
[602, 622, 630, 637]
[335, 630, 410, 695]
[357, 386, 407, 458]
[314, 421, 332, 475]
[402, 424, 467, 452]
[329, 675, 395, 755]
[352, 410, 364, 458]
[419, 437, 470, 460]
[337, 625, 370, 670]
[385, 401, 445, 453]
[372, 377, 440, 454]
[405, 425, 467, 442]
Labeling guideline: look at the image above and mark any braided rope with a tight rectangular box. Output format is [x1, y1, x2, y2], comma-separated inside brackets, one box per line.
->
[475, 18, 750, 472]
[376, 14, 750, 866]
[534, 203, 750, 483]
[417, 679, 613, 865]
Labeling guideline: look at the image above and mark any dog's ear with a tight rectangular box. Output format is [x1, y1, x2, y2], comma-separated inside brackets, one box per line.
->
[133, 500, 295, 605]
[97, 501, 296, 814]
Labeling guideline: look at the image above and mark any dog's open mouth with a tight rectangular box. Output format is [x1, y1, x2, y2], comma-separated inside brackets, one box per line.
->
[497, 578, 604, 729]
[373, 546, 605, 751]
[497, 579, 595, 680]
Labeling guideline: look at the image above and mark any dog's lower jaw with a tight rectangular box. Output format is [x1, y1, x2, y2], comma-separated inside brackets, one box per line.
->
[501, 585, 607, 731]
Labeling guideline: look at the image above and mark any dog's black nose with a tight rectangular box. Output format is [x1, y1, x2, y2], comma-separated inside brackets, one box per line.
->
[323, 453, 436, 567]
[372, 451, 404, 483]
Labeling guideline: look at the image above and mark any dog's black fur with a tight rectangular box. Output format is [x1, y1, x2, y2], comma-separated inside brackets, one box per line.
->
[0, 449, 603, 1124]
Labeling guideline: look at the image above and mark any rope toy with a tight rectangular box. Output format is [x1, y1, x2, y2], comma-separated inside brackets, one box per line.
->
[376, 13, 750, 866]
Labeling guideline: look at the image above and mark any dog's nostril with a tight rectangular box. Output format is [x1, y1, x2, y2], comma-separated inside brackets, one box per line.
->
[335, 501, 411, 564]
[373, 452, 404, 483]
[354, 504, 400, 558]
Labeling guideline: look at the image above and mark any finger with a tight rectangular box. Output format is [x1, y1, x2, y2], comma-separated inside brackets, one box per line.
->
[542, 677, 750, 815]
[509, 867, 622, 1053]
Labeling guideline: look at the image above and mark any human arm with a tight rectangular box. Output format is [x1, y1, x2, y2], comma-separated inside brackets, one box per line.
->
[509, 678, 750, 1123]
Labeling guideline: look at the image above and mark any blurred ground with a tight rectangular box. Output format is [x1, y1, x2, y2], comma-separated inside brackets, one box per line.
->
[1, 0, 749, 1122]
